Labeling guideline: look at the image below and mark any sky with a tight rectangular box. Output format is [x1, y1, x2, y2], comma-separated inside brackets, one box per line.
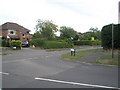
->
[0, 0, 119, 35]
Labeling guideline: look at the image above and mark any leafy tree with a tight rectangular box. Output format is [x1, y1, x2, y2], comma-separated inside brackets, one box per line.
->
[36, 19, 58, 40]
[73, 34, 79, 40]
[101, 24, 120, 49]
[32, 31, 42, 39]
[89, 27, 98, 33]
[81, 27, 101, 40]
[59, 26, 77, 39]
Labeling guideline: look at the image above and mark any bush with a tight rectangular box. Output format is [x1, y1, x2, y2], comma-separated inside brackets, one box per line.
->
[43, 41, 73, 49]
[0, 39, 6, 47]
[73, 40, 101, 46]
[30, 38, 45, 48]
[101, 24, 120, 49]
[30, 38, 73, 49]
[10, 40, 21, 50]
[0, 39, 10, 47]
[65, 38, 73, 44]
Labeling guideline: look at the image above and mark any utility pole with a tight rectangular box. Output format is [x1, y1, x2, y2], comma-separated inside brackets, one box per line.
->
[118, 1, 120, 24]
[112, 24, 114, 59]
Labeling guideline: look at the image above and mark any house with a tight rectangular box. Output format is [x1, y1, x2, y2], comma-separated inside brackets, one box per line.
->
[0, 22, 32, 42]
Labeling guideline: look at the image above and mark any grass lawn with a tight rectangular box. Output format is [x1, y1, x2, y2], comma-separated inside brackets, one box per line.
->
[61, 49, 98, 61]
[95, 54, 119, 66]
[46, 46, 83, 52]
[46, 49, 68, 52]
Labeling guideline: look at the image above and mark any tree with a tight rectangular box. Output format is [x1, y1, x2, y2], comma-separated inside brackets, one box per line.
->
[101, 24, 120, 49]
[89, 27, 98, 33]
[81, 27, 101, 40]
[32, 31, 42, 39]
[36, 19, 58, 40]
[59, 26, 77, 39]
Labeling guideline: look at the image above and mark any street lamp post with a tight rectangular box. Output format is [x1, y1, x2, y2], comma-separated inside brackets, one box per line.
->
[112, 23, 114, 59]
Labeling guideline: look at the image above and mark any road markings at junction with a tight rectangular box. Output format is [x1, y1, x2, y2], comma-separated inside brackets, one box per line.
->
[35, 77, 119, 89]
[0, 72, 9, 75]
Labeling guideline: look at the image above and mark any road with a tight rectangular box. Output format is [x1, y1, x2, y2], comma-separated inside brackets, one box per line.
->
[1, 47, 119, 89]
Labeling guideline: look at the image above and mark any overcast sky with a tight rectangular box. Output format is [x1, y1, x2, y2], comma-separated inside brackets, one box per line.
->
[0, 0, 119, 34]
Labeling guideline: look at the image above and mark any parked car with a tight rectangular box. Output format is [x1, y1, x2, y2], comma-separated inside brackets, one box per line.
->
[21, 41, 29, 47]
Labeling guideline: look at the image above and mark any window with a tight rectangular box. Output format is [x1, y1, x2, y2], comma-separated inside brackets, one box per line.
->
[22, 34, 25, 37]
[8, 30, 16, 35]
[26, 31, 29, 34]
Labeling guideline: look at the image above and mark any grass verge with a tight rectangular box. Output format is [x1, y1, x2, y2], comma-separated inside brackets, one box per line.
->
[46, 46, 82, 52]
[94, 54, 119, 66]
[61, 49, 98, 61]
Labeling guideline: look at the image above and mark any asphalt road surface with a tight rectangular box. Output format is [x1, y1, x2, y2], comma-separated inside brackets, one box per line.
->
[1, 47, 119, 89]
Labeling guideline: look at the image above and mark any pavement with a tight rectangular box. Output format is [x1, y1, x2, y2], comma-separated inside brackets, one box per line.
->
[1, 47, 119, 89]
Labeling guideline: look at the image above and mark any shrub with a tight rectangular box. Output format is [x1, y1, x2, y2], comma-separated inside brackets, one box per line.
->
[30, 38, 73, 49]
[65, 38, 73, 44]
[0, 39, 10, 47]
[43, 41, 73, 49]
[1, 39, 6, 47]
[10, 40, 21, 50]
[30, 38, 45, 48]
[73, 40, 101, 46]
[101, 24, 120, 49]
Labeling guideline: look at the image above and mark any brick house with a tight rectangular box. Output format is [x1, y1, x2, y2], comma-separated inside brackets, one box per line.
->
[0, 22, 32, 42]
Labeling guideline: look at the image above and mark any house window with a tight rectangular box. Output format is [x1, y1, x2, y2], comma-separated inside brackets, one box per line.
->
[8, 30, 16, 35]
[22, 34, 25, 37]
[26, 31, 29, 34]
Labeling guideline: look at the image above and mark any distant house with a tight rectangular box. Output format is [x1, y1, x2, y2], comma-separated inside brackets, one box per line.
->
[0, 22, 32, 42]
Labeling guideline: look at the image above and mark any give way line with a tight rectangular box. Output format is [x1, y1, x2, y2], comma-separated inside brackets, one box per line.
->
[35, 77, 119, 89]
[0, 72, 9, 75]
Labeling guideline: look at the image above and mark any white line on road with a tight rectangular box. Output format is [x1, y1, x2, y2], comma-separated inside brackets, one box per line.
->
[35, 77, 119, 89]
[0, 72, 9, 75]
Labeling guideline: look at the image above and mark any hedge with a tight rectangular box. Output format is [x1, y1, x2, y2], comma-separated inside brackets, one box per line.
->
[0, 39, 6, 47]
[43, 41, 73, 49]
[101, 24, 120, 49]
[30, 38, 73, 49]
[73, 40, 101, 46]
[10, 40, 22, 50]
[30, 38, 45, 47]
[0, 39, 10, 47]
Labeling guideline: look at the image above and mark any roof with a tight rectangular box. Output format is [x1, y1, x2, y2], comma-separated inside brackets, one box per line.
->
[1, 22, 30, 33]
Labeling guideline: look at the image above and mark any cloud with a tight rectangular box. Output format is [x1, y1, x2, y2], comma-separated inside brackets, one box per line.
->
[0, 0, 119, 34]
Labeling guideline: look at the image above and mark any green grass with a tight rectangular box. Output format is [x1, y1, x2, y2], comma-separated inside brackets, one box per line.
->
[95, 54, 119, 66]
[61, 49, 98, 61]
[46, 46, 82, 52]
[46, 49, 66, 52]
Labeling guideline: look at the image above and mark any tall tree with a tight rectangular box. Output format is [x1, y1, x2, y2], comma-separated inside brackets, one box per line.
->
[82, 27, 101, 40]
[60, 26, 77, 39]
[36, 19, 58, 40]
[32, 31, 42, 39]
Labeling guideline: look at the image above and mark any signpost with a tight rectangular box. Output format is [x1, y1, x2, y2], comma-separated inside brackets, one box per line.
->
[112, 24, 114, 59]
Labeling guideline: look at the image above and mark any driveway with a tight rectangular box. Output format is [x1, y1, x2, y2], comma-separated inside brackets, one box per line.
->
[2, 47, 119, 88]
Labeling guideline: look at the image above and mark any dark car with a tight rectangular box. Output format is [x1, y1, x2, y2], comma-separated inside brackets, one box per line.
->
[21, 41, 29, 47]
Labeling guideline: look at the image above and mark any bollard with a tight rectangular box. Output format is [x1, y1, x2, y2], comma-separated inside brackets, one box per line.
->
[74, 49, 76, 56]
[71, 49, 75, 56]
[32, 45, 35, 48]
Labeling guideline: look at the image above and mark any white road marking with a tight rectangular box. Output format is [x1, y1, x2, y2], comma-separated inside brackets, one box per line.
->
[0, 72, 9, 75]
[35, 77, 119, 89]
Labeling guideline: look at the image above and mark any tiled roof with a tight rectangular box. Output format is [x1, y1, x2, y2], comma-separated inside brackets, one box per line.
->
[2, 22, 30, 33]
